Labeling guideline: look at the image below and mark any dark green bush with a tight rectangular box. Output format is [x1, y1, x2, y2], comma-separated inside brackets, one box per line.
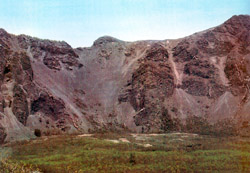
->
[34, 129, 41, 137]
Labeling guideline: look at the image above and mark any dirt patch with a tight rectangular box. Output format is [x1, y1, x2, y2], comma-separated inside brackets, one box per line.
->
[106, 139, 120, 143]
[78, 134, 93, 137]
[119, 138, 130, 143]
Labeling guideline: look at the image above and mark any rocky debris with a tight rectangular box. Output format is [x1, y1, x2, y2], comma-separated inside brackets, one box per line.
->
[0, 15, 250, 143]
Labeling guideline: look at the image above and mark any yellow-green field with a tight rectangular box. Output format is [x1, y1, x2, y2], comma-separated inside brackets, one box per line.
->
[1, 133, 250, 172]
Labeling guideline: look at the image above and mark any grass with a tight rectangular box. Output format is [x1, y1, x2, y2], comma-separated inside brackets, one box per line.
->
[1, 133, 250, 172]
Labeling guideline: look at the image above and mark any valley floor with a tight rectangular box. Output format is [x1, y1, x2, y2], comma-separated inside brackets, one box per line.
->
[1, 133, 250, 172]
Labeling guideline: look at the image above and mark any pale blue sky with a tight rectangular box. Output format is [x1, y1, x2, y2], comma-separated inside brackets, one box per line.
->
[0, 0, 249, 47]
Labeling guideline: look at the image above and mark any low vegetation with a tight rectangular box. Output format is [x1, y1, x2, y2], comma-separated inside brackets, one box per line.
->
[1, 133, 250, 172]
[0, 159, 41, 173]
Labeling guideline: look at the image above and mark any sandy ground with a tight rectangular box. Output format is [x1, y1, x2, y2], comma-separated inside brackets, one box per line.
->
[75, 132, 200, 148]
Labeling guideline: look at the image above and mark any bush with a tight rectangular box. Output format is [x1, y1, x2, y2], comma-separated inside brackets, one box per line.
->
[34, 129, 41, 137]
[129, 153, 136, 165]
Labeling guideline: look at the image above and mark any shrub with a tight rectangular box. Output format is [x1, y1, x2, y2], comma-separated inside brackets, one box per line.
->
[129, 153, 136, 165]
[34, 129, 41, 137]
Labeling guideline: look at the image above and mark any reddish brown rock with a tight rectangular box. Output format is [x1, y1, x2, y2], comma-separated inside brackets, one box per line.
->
[0, 15, 250, 143]
[121, 43, 175, 132]
[0, 126, 6, 144]
[12, 84, 29, 125]
[184, 60, 215, 79]
[31, 92, 65, 120]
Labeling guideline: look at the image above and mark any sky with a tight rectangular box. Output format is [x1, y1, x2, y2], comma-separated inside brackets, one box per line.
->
[0, 0, 249, 48]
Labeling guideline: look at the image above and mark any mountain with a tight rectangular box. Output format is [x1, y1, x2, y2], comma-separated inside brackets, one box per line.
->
[0, 15, 249, 143]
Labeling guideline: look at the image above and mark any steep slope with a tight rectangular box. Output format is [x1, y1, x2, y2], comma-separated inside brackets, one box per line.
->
[0, 15, 249, 143]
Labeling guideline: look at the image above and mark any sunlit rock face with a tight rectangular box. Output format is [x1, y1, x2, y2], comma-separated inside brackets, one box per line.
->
[0, 15, 250, 143]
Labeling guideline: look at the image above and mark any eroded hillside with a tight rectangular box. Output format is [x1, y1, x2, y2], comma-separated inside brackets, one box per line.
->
[0, 15, 250, 143]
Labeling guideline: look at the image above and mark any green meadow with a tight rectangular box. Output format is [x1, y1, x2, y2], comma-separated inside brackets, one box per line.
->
[1, 133, 250, 172]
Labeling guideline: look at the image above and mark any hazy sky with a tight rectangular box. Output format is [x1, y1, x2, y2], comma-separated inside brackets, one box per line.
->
[0, 0, 249, 47]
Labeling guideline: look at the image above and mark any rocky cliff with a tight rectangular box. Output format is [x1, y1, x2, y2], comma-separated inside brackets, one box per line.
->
[0, 15, 250, 143]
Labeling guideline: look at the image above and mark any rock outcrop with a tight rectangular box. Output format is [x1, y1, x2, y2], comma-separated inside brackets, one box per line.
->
[0, 15, 250, 143]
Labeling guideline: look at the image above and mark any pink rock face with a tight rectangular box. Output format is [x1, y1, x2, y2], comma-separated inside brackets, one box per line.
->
[0, 15, 250, 143]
